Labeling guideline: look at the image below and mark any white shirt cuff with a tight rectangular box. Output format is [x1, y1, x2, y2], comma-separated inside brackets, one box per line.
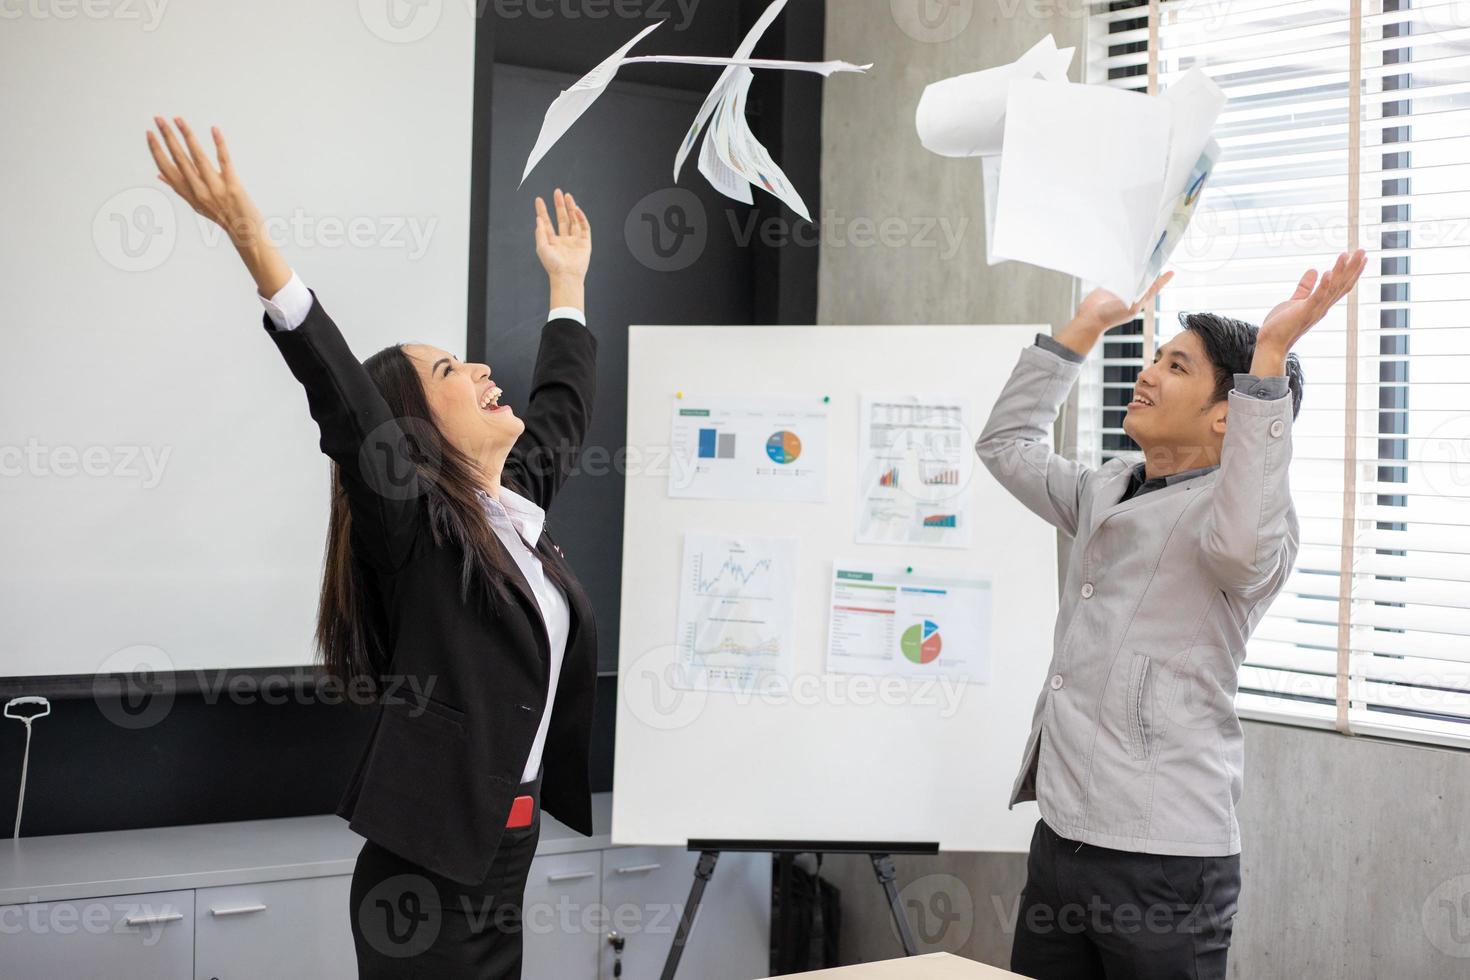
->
[548, 306, 586, 327]
[259, 271, 313, 331]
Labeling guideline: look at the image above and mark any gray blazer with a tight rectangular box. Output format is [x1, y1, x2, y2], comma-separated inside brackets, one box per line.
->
[977, 339, 1299, 856]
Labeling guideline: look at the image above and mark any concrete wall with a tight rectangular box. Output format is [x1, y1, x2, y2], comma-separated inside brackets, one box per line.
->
[816, 3, 1470, 977]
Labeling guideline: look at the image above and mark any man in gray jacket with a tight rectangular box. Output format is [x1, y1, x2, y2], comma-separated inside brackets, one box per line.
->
[977, 250, 1366, 979]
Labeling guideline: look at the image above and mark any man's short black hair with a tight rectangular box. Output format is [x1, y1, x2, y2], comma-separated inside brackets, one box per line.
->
[1178, 312, 1304, 419]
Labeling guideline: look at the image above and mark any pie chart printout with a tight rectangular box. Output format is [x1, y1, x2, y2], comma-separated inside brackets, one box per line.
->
[765, 429, 803, 464]
[901, 619, 943, 664]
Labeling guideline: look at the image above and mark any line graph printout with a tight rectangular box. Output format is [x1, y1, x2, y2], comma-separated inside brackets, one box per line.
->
[856, 393, 975, 548]
[826, 562, 992, 684]
[674, 532, 798, 693]
[668, 394, 829, 503]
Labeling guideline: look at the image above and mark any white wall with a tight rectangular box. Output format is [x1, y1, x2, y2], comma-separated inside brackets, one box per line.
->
[0, 0, 475, 677]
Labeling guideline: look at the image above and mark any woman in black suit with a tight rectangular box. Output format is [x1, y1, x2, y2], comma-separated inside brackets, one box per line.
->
[147, 116, 600, 978]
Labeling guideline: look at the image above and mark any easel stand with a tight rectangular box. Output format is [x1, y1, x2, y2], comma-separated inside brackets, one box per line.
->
[660, 838, 940, 980]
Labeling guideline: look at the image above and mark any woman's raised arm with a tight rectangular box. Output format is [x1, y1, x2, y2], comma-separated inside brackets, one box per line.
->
[147, 117, 423, 571]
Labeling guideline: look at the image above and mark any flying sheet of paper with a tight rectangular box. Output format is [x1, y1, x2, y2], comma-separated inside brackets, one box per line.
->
[914, 34, 1074, 159]
[521, 21, 663, 185]
[703, 67, 813, 221]
[991, 80, 1173, 295]
[674, 0, 791, 184]
[522, 0, 870, 201]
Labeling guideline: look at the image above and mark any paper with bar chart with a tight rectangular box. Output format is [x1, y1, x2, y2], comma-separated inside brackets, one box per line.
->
[856, 394, 974, 548]
[826, 562, 991, 684]
[668, 394, 829, 502]
[674, 532, 797, 693]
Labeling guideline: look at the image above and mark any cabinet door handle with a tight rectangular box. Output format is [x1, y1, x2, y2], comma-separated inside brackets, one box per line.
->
[210, 904, 269, 917]
[547, 870, 597, 883]
[614, 863, 662, 874]
[123, 912, 184, 927]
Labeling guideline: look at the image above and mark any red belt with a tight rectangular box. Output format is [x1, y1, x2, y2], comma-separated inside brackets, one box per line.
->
[506, 794, 536, 828]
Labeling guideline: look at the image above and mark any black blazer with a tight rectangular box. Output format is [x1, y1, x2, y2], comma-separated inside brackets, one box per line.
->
[263, 290, 599, 886]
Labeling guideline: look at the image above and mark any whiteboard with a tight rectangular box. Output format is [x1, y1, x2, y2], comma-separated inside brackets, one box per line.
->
[0, 1, 474, 678]
[613, 324, 1059, 854]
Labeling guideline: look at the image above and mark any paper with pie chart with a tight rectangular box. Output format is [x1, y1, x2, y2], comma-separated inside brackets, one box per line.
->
[674, 532, 798, 693]
[668, 394, 829, 503]
[856, 393, 975, 548]
[826, 562, 991, 684]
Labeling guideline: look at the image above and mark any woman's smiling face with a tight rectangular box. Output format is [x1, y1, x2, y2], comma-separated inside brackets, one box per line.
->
[403, 344, 525, 463]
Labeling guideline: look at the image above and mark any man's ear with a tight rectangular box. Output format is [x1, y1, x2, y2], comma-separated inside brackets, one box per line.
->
[1210, 400, 1229, 437]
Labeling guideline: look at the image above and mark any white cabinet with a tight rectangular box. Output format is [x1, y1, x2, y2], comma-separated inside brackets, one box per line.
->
[193, 876, 354, 980]
[1, 889, 195, 980]
[0, 801, 770, 980]
[523, 850, 605, 979]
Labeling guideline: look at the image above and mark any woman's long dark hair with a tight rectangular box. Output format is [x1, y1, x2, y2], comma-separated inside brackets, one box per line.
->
[315, 343, 575, 699]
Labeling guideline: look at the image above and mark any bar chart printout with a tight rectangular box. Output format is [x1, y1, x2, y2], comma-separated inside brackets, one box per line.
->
[856, 393, 974, 548]
[669, 394, 829, 503]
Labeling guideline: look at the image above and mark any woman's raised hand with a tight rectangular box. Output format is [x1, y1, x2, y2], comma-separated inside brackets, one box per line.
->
[146, 116, 288, 296]
[147, 117, 263, 248]
[534, 188, 591, 283]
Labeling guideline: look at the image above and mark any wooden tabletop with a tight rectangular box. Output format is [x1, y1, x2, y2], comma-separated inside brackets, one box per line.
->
[779, 952, 1026, 979]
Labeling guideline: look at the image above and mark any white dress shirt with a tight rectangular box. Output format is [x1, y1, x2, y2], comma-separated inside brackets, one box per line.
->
[260, 270, 578, 784]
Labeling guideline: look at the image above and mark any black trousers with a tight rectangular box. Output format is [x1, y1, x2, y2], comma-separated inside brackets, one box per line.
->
[1010, 818, 1241, 980]
[349, 771, 542, 980]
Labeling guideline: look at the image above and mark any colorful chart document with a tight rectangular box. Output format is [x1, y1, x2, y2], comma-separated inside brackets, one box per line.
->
[856, 394, 974, 547]
[669, 395, 829, 503]
[826, 563, 992, 684]
[675, 532, 798, 693]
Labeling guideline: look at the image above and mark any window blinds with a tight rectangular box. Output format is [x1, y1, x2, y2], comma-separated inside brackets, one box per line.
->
[1086, 0, 1470, 747]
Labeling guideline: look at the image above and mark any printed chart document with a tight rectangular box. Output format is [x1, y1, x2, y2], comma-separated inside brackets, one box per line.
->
[856, 394, 974, 548]
[826, 562, 992, 684]
[675, 532, 798, 693]
[669, 394, 829, 503]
